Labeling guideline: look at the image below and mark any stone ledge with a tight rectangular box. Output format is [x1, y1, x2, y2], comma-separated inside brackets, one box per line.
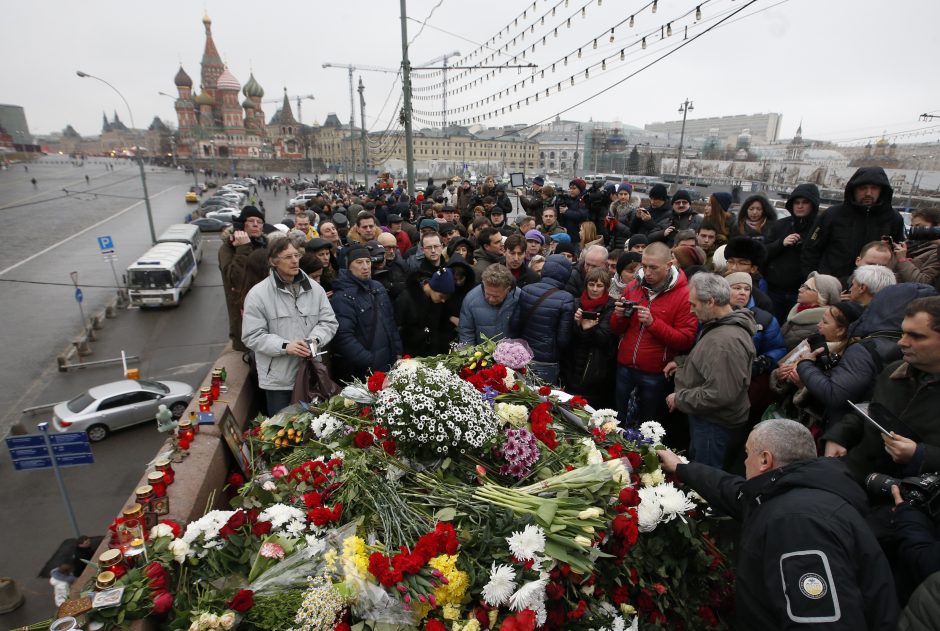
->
[69, 343, 257, 630]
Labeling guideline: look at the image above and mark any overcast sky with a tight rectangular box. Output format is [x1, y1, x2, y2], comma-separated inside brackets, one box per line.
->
[7, 0, 940, 146]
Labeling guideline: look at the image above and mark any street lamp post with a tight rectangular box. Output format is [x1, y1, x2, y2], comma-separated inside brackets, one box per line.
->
[78, 71, 156, 244]
[675, 99, 694, 189]
[573, 124, 583, 179]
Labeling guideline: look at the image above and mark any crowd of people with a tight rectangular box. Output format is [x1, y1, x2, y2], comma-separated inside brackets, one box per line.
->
[219, 166, 940, 628]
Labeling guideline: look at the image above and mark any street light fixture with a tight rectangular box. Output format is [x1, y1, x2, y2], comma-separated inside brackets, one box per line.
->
[675, 99, 694, 189]
[78, 70, 156, 244]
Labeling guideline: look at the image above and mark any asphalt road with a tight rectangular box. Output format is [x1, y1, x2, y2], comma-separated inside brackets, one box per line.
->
[0, 157, 255, 627]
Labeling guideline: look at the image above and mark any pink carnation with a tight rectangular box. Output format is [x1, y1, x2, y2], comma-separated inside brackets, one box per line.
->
[260, 542, 285, 560]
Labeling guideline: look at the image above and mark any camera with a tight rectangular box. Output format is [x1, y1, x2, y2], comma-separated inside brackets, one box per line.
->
[617, 300, 637, 317]
[908, 226, 940, 241]
[582, 310, 599, 321]
[866, 472, 940, 519]
[807, 333, 838, 371]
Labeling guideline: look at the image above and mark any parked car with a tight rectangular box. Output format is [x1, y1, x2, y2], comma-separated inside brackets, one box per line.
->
[185, 191, 199, 203]
[287, 192, 318, 208]
[189, 217, 232, 232]
[205, 208, 240, 222]
[51, 379, 194, 442]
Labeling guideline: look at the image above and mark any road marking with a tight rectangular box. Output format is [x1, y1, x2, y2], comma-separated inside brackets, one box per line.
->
[0, 184, 180, 277]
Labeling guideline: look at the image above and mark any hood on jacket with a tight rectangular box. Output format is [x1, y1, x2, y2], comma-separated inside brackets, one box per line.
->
[635, 264, 682, 297]
[447, 237, 475, 262]
[741, 457, 869, 514]
[446, 254, 477, 292]
[843, 166, 894, 209]
[739, 194, 777, 223]
[541, 254, 573, 286]
[701, 307, 757, 338]
[849, 282, 938, 338]
[785, 182, 821, 214]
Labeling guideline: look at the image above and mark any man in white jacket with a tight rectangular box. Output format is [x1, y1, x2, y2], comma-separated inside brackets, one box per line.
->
[242, 240, 338, 414]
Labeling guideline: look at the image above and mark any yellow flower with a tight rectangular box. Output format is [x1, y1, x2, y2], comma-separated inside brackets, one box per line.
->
[341, 536, 370, 579]
[429, 554, 470, 608]
[323, 549, 338, 572]
[453, 620, 481, 631]
[442, 603, 461, 620]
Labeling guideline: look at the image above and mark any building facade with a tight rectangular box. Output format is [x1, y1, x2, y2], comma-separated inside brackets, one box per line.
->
[645, 112, 782, 146]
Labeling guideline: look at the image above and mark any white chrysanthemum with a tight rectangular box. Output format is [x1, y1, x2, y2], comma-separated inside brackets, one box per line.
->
[502, 368, 517, 390]
[311, 413, 343, 439]
[482, 563, 517, 606]
[506, 524, 545, 561]
[636, 486, 665, 532]
[590, 408, 619, 429]
[259, 503, 306, 532]
[509, 576, 547, 613]
[495, 403, 529, 427]
[181, 509, 237, 551]
[639, 421, 667, 444]
[656, 483, 696, 522]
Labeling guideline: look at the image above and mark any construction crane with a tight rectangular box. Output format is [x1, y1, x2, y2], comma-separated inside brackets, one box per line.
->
[262, 93, 316, 125]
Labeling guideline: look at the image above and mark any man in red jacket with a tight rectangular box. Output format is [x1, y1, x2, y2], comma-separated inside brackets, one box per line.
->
[610, 242, 698, 424]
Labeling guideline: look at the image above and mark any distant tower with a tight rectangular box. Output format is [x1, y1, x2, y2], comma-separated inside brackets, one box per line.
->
[786, 121, 804, 161]
[277, 87, 298, 135]
[174, 65, 196, 140]
[216, 67, 243, 135]
[200, 12, 224, 102]
[242, 73, 265, 135]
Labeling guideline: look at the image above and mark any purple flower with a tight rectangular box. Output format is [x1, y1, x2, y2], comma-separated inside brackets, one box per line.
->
[621, 427, 654, 445]
[481, 386, 499, 407]
[493, 339, 535, 370]
[498, 427, 540, 478]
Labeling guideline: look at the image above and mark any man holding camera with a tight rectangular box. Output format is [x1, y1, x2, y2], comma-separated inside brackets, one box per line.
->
[658, 419, 899, 630]
[610, 242, 698, 424]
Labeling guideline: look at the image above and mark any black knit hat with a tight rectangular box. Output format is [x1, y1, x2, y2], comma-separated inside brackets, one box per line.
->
[672, 189, 692, 204]
[345, 245, 370, 267]
[649, 184, 669, 200]
[237, 205, 265, 223]
[616, 251, 642, 275]
[305, 238, 332, 253]
[832, 300, 864, 326]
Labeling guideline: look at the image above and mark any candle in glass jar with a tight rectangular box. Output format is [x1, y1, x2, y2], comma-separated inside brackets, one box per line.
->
[198, 397, 211, 413]
[135, 485, 158, 530]
[97, 549, 125, 577]
[155, 459, 175, 485]
[178, 419, 195, 442]
[200, 386, 213, 404]
[211, 369, 222, 399]
[95, 570, 116, 590]
[147, 471, 167, 498]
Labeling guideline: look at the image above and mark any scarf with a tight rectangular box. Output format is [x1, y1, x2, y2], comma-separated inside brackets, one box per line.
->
[580, 291, 609, 312]
[796, 302, 819, 313]
[746, 217, 765, 232]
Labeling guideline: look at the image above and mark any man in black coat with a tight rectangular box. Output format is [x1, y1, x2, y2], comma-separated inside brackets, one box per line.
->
[658, 419, 899, 630]
[801, 167, 905, 279]
[763, 183, 820, 322]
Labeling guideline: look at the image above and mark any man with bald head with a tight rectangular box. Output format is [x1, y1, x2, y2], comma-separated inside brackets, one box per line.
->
[373, 231, 408, 301]
[609, 241, 698, 424]
[658, 419, 898, 630]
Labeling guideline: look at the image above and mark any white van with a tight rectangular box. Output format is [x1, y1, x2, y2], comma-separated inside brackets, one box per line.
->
[157, 223, 203, 263]
[127, 242, 198, 307]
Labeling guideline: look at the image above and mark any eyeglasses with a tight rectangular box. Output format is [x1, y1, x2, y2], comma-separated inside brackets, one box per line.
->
[423, 244, 443, 251]
[799, 283, 817, 292]
[277, 253, 302, 260]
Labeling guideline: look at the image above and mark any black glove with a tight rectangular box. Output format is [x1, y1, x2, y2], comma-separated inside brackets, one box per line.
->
[752, 355, 774, 375]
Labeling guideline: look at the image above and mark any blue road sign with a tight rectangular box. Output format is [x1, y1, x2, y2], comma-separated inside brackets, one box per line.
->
[75, 288, 83, 303]
[12, 453, 94, 471]
[97, 235, 114, 251]
[6, 432, 90, 449]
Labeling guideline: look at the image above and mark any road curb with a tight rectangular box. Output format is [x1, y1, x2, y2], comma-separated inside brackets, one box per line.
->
[57, 291, 128, 371]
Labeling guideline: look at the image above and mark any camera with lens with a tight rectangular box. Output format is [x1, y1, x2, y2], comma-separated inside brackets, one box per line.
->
[908, 226, 940, 241]
[617, 299, 637, 317]
[866, 472, 940, 519]
[807, 333, 839, 371]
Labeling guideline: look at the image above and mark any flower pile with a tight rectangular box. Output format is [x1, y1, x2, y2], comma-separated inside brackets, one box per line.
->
[80, 341, 734, 631]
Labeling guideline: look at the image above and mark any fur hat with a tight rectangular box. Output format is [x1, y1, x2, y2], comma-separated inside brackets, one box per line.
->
[724, 236, 767, 266]
[671, 245, 707, 269]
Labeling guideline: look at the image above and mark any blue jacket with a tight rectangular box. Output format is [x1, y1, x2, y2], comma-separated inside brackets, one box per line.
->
[329, 270, 402, 380]
[745, 298, 786, 374]
[510, 255, 575, 362]
[458, 284, 520, 345]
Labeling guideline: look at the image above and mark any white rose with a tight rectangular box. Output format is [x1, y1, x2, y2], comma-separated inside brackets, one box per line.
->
[198, 613, 213, 627]
[168, 538, 191, 563]
[262, 480, 277, 492]
[651, 469, 665, 485]
[149, 523, 174, 539]
[189, 622, 199, 631]
[207, 614, 219, 628]
[219, 612, 236, 630]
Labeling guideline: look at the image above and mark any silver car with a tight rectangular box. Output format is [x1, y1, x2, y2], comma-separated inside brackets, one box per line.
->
[51, 379, 194, 442]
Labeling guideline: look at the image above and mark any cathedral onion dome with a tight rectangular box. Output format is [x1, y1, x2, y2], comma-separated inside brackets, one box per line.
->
[174, 65, 193, 88]
[243, 73, 264, 99]
[194, 91, 214, 106]
[202, 11, 211, 25]
[216, 67, 241, 92]
[242, 98, 255, 109]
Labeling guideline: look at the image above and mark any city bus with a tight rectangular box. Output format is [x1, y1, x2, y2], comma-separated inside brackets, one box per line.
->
[126, 242, 198, 307]
[156, 223, 204, 263]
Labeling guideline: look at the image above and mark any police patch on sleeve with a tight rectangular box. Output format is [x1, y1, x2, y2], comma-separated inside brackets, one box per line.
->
[779, 550, 840, 623]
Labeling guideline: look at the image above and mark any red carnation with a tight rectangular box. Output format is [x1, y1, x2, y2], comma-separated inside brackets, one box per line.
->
[545, 581, 565, 601]
[435, 521, 459, 555]
[607, 444, 624, 459]
[373, 425, 388, 439]
[227, 589, 254, 613]
[353, 431, 375, 448]
[382, 439, 397, 455]
[500, 609, 537, 631]
[303, 491, 323, 508]
[569, 395, 588, 407]
[538, 386, 552, 396]
[612, 585, 630, 605]
[335, 624, 351, 631]
[697, 606, 719, 627]
[367, 371, 386, 392]
[151, 590, 174, 615]
[567, 599, 587, 620]
[618, 487, 640, 507]
[425, 619, 447, 631]
[227, 472, 245, 488]
[626, 451, 643, 471]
